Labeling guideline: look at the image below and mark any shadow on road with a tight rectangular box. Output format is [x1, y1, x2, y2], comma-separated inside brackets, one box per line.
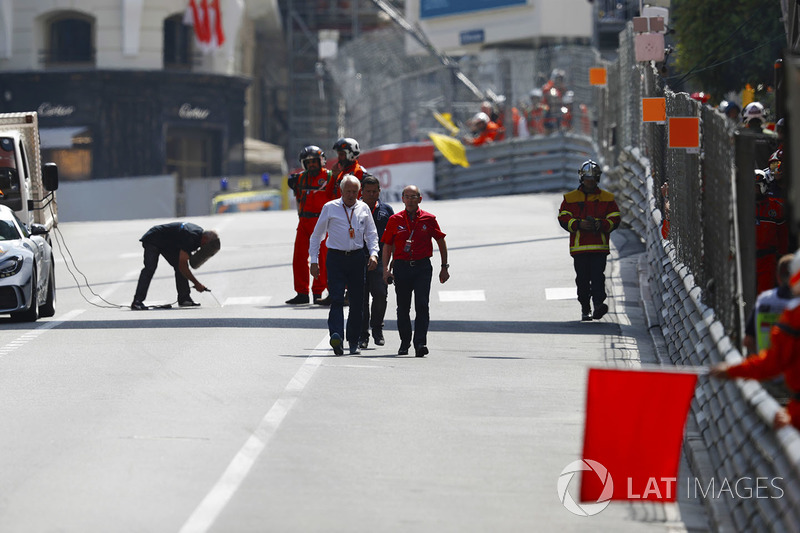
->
[37, 317, 621, 336]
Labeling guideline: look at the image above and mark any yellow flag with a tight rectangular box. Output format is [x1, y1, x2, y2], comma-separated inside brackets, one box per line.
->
[428, 132, 469, 168]
[433, 112, 460, 136]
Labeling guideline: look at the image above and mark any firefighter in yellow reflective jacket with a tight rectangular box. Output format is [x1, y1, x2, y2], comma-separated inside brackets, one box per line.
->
[558, 160, 622, 321]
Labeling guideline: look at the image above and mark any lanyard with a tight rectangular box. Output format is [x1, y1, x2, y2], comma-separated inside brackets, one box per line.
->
[343, 202, 355, 238]
[404, 210, 419, 241]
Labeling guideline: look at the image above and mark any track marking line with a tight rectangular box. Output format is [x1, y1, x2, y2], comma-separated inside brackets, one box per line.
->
[0, 309, 85, 357]
[178, 337, 328, 533]
[222, 296, 272, 306]
[89, 268, 140, 306]
[545, 287, 577, 300]
[438, 289, 485, 302]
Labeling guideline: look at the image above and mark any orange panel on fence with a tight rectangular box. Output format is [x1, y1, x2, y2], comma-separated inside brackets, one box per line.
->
[642, 98, 666, 123]
[589, 68, 607, 86]
[668, 117, 700, 148]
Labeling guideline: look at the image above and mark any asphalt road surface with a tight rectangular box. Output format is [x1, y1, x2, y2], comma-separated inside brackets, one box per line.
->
[0, 194, 709, 532]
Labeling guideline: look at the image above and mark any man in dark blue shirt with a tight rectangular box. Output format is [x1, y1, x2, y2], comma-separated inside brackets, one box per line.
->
[359, 175, 394, 348]
[131, 222, 219, 309]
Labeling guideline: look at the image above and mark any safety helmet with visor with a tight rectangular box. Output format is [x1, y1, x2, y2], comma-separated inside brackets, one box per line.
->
[298, 145, 326, 170]
[332, 137, 360, 162]
[578, 160, 602, 183]
[742, 102, 766, 125]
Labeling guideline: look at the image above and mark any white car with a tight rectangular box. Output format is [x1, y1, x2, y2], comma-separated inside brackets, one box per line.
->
[0, 204, 55, 321]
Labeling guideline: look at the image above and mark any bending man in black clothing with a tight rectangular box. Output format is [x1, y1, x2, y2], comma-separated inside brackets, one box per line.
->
[131, 222, 220, 310]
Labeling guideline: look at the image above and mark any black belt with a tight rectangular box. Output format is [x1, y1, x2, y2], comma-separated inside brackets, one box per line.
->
[793, 392, 800, 402]
[756, 248, 777, 258]
[395, 257, 430, 267]
[299, 211, 320, 218]
[328, 248, 362, 256]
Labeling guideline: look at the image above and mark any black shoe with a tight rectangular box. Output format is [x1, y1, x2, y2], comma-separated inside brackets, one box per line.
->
[286, 293, 310, 305]
[373, 329, 385, 346]
[131, 300, 146, 310]
[592, 303, 609, 320]
[349, 344, 361, 355]
[581, 313, 592, 321]
[330, 333, 344, 355]
[415, 346, 429, 358]
[359, 338, 369, 350]
[314, 295, 331, 305]
[179, 299, 200, 307]
[398, 343, 411, 356]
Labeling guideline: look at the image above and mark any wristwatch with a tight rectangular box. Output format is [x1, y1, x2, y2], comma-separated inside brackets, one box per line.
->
[442, 264, 449, 268]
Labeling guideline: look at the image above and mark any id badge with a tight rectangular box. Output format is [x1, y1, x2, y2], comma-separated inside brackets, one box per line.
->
[403, 239, 412, 253]
[349, 228, 355, 239]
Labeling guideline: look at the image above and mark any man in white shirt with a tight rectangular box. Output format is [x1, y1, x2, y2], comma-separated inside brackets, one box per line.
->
[310, 175, 380, 355]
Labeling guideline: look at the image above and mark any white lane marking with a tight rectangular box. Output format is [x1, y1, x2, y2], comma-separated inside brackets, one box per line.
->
[89, 268, 140, 306]
[545, 287, 577, 300]
[0, 309, 85, 357]
[179, 338, 328, 533]
[438, 290, 485, 302]
[222, 296, 272, 307]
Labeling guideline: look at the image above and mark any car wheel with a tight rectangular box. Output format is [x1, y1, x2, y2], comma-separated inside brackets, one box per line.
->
[39, 265, 56, 318]
[12, 269, 39, 322]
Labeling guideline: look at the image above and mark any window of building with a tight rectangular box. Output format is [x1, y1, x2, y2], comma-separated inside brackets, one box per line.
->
[40, 127, 93, 181]
[164, 14, 194, 69]
[46, 14, 94, 66]
[166, 127, 221, 179]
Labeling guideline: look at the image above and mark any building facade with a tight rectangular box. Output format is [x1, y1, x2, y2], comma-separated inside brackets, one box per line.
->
[0, 0, 275, 182]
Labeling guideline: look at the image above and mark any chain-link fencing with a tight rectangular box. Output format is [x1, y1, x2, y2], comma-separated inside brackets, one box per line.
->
[599, 23, 800, 532]
[324, 25, 599, 150]
[598, 24, 744, 343]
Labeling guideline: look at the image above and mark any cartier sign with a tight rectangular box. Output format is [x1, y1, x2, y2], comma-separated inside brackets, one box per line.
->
[37, 102, 75, 117]
[179, 103, 210, 120]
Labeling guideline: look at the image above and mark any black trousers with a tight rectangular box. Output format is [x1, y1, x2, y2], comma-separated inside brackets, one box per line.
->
[361, 267, 388, 340]
[393, 258, 433, 349]
[133, 243, 190, 303]
[326, 249, 366, 346]
[573, 253, 607, 312]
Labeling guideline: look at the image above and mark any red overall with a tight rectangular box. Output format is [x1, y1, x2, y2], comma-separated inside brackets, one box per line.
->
[293, 169, 334, 295]
[331, 161, 367, 198]
[727, 300, 800, 430]
[755, 197, 788, 293]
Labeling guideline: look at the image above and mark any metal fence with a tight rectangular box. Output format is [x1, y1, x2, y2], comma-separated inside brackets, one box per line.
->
[598, 23, 800, 532]
[597, 24, 745, 344]
[434, 133, 595, 199]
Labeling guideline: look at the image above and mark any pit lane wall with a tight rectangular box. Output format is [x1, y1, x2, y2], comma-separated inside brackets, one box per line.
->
[607, 148, 800, 532]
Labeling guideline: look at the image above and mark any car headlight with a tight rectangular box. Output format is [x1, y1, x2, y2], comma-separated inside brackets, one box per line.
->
[0, 255, 23, 278]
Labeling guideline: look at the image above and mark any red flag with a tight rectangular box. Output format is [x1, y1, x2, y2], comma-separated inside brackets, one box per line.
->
[211, 0, 225, 47]
[580, 368, 697, 502]
[188, 0, 210, 44]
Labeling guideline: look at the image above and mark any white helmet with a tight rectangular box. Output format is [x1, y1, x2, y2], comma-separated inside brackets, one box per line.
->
[529, 88, 543, 100]
[790, 249, 800, 293]
[742, 102, 765, 125]
[472, 112, 490, 124]
[332, 137, 360, 162]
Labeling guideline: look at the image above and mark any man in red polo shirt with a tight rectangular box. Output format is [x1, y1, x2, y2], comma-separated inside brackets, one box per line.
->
[381, 185, 450, 357]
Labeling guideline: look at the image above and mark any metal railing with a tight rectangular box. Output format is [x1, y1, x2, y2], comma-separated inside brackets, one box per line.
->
[434, 133, 595, 199]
